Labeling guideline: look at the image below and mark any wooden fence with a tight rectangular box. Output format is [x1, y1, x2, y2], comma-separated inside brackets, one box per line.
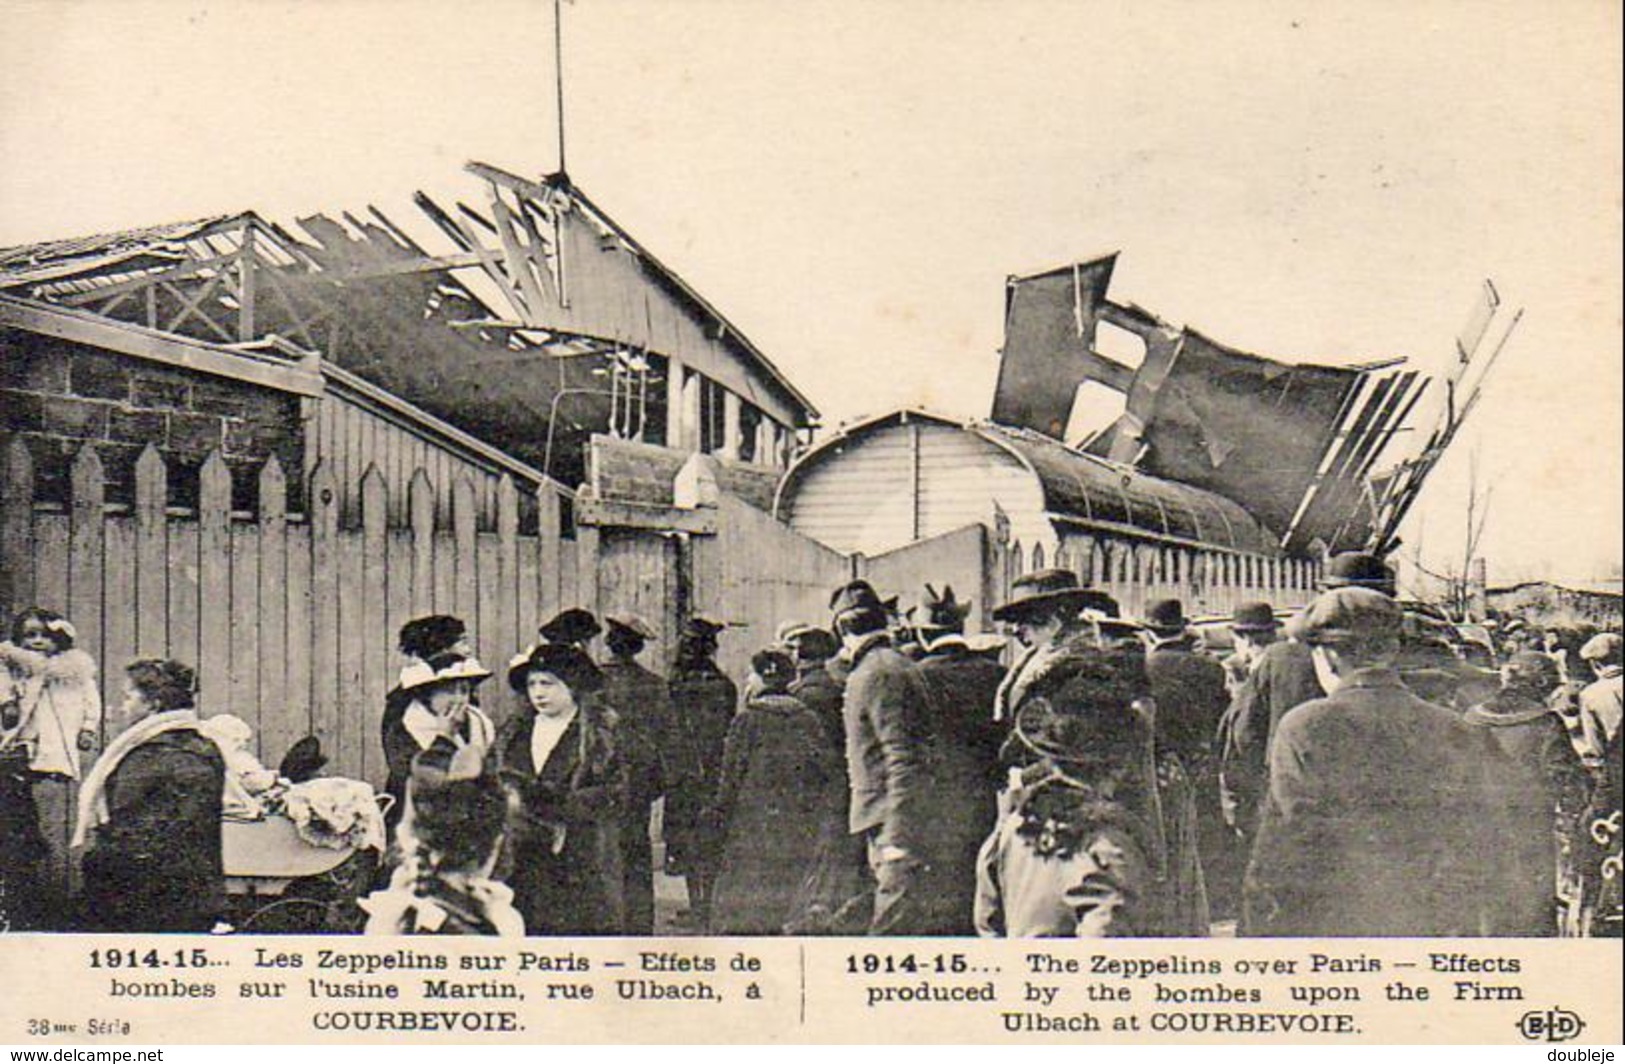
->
[0, 436, 581, 787]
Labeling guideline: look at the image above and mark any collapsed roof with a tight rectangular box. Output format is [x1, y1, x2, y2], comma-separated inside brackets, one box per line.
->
[991, 254, 1507, 557]
[0, 164, 818, 488]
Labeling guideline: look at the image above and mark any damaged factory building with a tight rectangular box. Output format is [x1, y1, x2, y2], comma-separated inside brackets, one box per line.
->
[778, 252, 1473, 621]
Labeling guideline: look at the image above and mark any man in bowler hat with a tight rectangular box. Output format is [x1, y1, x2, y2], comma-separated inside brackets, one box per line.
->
[599, 614, 670, 935]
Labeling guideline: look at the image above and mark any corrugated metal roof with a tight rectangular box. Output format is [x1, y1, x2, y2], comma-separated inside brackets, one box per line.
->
[777, 409, 1285, 556]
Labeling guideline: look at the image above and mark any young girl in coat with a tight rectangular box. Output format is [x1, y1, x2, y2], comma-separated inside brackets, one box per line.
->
[361, 737, 522, 936]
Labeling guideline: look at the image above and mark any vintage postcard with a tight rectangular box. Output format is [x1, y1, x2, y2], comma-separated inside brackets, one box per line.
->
[0, 0, 1620, 1046]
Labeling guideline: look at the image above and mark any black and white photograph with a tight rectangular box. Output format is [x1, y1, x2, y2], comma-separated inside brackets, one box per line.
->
[0, 0, 1620, 1046]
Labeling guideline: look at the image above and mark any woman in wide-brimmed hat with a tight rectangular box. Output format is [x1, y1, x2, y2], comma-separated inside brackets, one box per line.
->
[990, 568, 1124, 724]
[380, 645, 494, 829]
[975, 668, 1162, 938]
[497, 641, 628, 935]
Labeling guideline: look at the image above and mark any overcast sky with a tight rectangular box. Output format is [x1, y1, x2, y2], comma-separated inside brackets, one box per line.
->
[2, 0, 1619, 586]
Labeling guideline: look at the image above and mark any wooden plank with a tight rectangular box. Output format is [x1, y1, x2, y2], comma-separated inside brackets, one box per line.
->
[308, 460, 341, 770]
[31, 523, 69, 629]
[475, 532, 500, 681]
[516, 530, 539, 652]
[433, 532, 456, 617]
[335, 524, 366, 780]
[359, 466, 389, 785]
[228, 524, 260, 733]
[167, 522, 200, 691]
[100, 517, 136, 737]
[0, 296, 322, 396]
[536, 486, 561, 621]
[67, 447, 106, 683]
[385, 528, 413, 677]
[284, 524, 314, 754]
[557, 538, 579, 615]
[487, 188, 549, 324]
[575, 498, 718, 534]
[574, 523, 600, 616]
[494, 476, 519, 671]
[197, 452, 233, 717]
[0, 436, 35, 617]
[132, 446, 167, 659]
[408, 469, 435, 615]
[452, 476, 478, 625]
[256, 458, 290, 767]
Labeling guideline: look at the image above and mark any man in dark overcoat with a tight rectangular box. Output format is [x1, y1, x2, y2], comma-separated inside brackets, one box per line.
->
[599, 614, 670, 935]
[662, 616, 736, 927]
[912, 584, 1006, 932]
[1220, 553, 1391, 850]
[1143, 597, 1233, 917]
[831, 580, 937, 934]
[1244, 588, 1529, 937]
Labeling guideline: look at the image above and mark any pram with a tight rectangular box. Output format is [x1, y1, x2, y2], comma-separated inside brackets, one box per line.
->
[221, 793, 391, 934]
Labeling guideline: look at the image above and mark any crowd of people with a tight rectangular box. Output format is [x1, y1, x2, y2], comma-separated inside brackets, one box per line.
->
[0, 549, 1620, 939]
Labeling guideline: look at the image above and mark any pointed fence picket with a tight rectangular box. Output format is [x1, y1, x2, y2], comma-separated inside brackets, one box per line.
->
[0, 437, 576, 795]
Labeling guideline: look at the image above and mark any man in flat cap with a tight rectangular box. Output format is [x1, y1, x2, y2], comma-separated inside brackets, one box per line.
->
[663, 616, 736, 927]
[1578, 632, 1623, 768]
[599, 614, 670, 935]
[829, 579, 939, 933]
[1244, 587, 1519, 936]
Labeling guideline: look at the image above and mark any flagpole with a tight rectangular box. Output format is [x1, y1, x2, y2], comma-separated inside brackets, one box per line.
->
[554, 0, 568, 175]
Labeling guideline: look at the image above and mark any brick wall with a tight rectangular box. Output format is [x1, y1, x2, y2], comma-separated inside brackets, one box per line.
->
[0, 328, 303, 508]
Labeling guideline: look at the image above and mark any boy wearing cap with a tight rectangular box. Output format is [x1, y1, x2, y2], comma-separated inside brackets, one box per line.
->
[1578, 633, 1623, 767]
[1244, 588, 1523, 937]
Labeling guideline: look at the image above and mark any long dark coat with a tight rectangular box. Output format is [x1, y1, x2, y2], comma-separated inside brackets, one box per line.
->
[79, 729, 225, 933]
[0, 744, 46, 931]
[1217, 639, 1323, 840]
[599, 656, 671, 935]
[1245, 668, 1526, 937]
[663, 658, 737, 876]
[791, 661, 846, 755]
[916, 638, 1007, 931]
[1146, 638, 1228, 764]
[497, 706, 627, 935]
[1147, 637, 1232, 918]
[709, 692, 844, 934]
[1463, 692, 1590, 936]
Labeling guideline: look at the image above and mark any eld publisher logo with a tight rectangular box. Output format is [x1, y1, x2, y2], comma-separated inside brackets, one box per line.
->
[1518, 1008, 1585, 1042]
